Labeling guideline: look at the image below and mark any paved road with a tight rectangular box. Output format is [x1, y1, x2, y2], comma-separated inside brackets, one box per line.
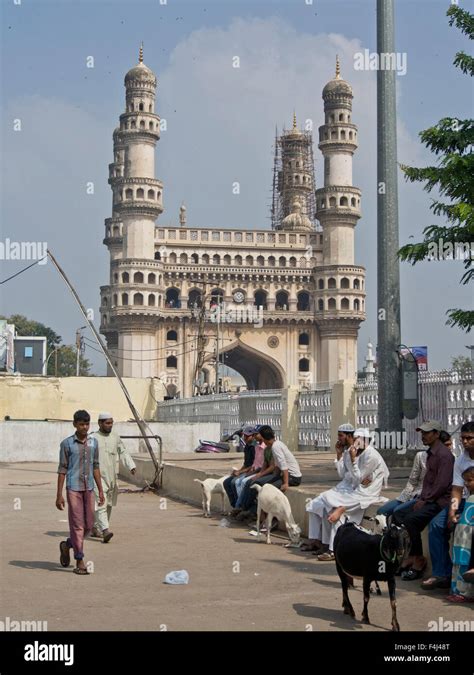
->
[1, 463, 472, 632]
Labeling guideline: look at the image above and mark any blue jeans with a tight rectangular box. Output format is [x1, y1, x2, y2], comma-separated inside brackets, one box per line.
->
[239, 473, 280, 513]
[428, 500, 465, 578]
[377, 498, 417, 517]
[235, 475, 254, 509]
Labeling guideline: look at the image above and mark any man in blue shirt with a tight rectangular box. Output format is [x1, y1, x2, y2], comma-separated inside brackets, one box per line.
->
[56, 410, 105, 575]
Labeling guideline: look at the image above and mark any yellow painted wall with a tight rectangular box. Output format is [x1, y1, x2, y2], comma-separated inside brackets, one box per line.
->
[0, 375, 165, 422]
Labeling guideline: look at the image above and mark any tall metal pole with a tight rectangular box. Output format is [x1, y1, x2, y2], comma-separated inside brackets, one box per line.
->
[377, 0, 402, 437]
[215, 305, 220, 394]
[75, 329, 81, 377]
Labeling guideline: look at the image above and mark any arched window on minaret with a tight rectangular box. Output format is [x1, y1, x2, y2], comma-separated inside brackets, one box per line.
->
[223, 254, 231, 265]
[191, 253, 199, 264]
[329, 196, 336, 207]
[328, 277, 336, 289]
[148, 273, 156, 284]
[202, 253, 210, 264]
[341, 298, 350, 310]
[167, 330, 178, 342]
[351, 197, 356, 207]
[328, 298, 336, 310]
[149, 121, 154, 130]
[122, 272, 129, 283]
[134, 272, 144, 283]
[340, 196, 348, 206]
[299, 257, 307, 268]
[213, 254, 220, 265]
[102, 296, 108, 306]
[113, 294, 118, 306]
[331, 130, 337, 139]
[349, 131, 353, 140]
[341, 130, 346, 140]
[125, 188, 133, 200]
[180, 253, 188, 264]
[354, 299, 360, 311]
[297, 292, 310, 311]
[299, 333, 310, 346]
[133, 293, 143, 306]
[188, 289, 202, 308]
[354, 279, 360, 289]
[246, 255, 253, 265]
[148, 294, 156, 306]
[339, 113, 344, 121]
[154, 251, 161, 260]
[148, 189, 155, 200]
[149, 104, 152, 112]
[131, 120, 136, 129]
[254, 290, 267, 309]
[318, 299, 324, 311]
[137, 188, 144, 199]
[341, 277, 350, 289]
[122, 293, 129, 305]
[279, 256, 286, 267]
[257, 255, 265, 266]
[234, 255, 242, 265]
[299, 358, 310, 372]
[169, 252, 177, 264]
[114, 273, 118, 283]
[166, 356, 178, 369]
[276, 291, 289, 310]
[289, 256, 297, 268]
[139, 102, 144, 111]
[318, 279, 324, 289]
[165, 288, 180, 308]
[140, 120, 145, 129]
[268, 256, 276, 267]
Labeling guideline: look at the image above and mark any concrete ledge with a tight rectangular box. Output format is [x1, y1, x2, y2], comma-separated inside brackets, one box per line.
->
[120, 453, 406, 539]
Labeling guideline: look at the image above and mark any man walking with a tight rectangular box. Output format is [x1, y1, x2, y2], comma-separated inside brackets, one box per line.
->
[57, 410, 104, 575]
[90, 412, 136, 543]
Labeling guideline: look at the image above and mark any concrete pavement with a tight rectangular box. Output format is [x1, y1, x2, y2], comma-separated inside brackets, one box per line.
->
[1, 462, 472, 632]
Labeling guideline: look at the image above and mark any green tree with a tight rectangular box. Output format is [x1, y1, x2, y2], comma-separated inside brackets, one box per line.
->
[0, 314, 91, 376]
[398, 5, 474, 332]
[451, 354, 472, 376]
[53, 345, 92, 377]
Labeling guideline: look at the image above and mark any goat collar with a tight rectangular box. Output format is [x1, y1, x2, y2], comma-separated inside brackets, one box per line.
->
[379, 535, 397, 564]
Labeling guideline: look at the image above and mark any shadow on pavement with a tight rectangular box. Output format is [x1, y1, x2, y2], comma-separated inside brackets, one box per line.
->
[293, 603, 388, 631]
[43, 531, 69, 538]
[9, 560, 70, 572]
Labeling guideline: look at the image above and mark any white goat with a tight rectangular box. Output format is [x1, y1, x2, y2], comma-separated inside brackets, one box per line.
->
[251, 483, 301, 545]
[194, 476, 228, 517]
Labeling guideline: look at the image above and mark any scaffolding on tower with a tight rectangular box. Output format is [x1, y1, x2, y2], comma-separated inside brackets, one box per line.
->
[270, 122, 318, 231]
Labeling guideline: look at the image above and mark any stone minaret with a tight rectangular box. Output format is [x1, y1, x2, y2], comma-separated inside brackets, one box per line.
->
[101, 46, 163, 377]
[315, 56, 366, 382]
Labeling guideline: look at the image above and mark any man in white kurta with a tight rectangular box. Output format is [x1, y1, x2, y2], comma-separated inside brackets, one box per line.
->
[91, 413, 136, 542]
[305, 427, 389, 559]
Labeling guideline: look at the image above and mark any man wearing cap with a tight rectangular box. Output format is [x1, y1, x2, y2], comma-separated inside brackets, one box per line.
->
[393, 421, 454, 580]
[303, 425, 389, 559]
[90, 413, 137, 543]
[223, 426, 258, 510]
[421, 420, 474, 591]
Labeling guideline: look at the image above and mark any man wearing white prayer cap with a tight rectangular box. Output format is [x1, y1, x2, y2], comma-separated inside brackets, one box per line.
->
[302, 424, 389, 560]
[90, 413, 136, 542]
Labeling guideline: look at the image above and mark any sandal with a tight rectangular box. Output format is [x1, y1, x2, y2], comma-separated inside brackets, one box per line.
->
[446, 594, 474, 603]
[73, 566, 89, 575]
[462, 571, 474, 583]
[421, 576, 450, 590]
[317, 551, 335, 561]
[401, 568, 425, 581]
[59, 541, 70, 568]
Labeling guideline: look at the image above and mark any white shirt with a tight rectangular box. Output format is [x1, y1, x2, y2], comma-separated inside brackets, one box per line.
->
[271, 440, 302, 478]
[453, 450, 474, 497]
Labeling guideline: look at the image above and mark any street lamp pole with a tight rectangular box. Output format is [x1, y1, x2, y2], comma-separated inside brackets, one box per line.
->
[76, 326, 87, 377]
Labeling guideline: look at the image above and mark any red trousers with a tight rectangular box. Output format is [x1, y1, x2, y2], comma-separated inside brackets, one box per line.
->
[66, 489, 95, 560]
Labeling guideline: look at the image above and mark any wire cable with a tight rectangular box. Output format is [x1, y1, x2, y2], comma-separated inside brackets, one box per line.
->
[0, 257, 46, 285]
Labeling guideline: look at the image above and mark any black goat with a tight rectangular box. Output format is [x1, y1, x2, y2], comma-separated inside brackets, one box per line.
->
[333, 521, 410, 631]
